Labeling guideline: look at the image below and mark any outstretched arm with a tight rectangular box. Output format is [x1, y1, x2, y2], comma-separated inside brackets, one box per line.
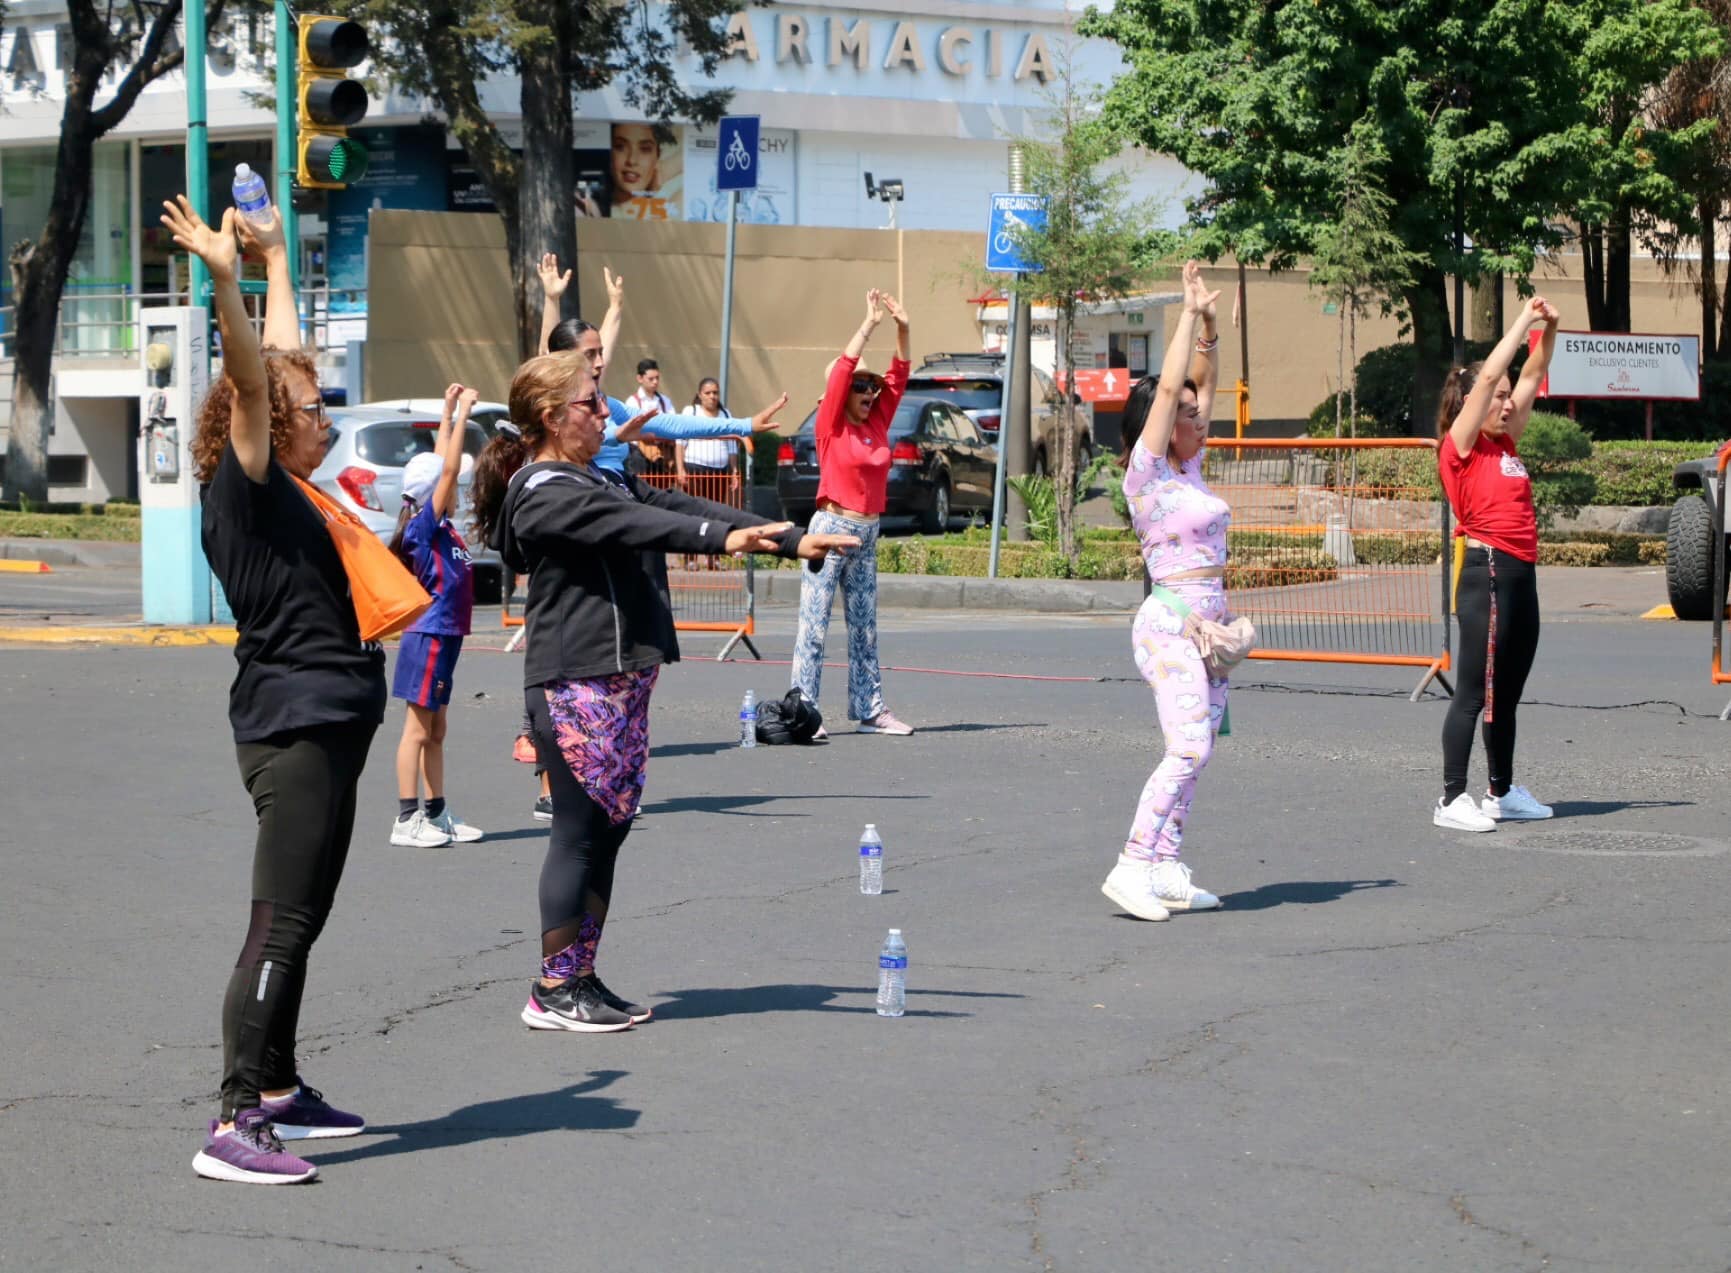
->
[597, 267, 624, 391]
[235, 206, 301, 352]
[1187, 283, 1220, 423]
[162, 197, 269, 481]
[1139, 261, 1217, 461]
[1506, 299, 1560, 444]
[1447, 296, 1547, 458]
[843, 288, 885, 361]
[432, 384, 474, 521]
[537, 252, 570, 355]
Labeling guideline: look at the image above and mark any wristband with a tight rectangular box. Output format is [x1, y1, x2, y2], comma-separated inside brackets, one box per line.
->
[1195, 335, 1219, 353]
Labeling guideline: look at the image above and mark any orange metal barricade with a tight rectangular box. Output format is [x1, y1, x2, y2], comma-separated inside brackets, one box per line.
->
[635, 459, 760, 660]
[1203, 437, 1453, 698]
[1712, 449, 1730, 720]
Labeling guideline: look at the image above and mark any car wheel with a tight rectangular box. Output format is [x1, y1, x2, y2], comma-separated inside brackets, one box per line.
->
[1666, 493, 1725, 620]
[922, 480, 951, 535]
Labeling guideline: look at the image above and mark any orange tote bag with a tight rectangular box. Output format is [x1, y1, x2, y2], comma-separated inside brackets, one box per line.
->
[292, 475, 430, 641]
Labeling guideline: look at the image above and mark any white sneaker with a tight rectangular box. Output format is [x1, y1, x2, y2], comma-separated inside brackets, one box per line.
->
[1101, 856, 1171, 922]
[390, 810, 452, 848]
[1481, 785, 1553, 821]
[430, 809, 484, 842]
[1150, 859, 1221, 911]
[857, 711, 914, 736]
[1433, 793, 1497, 833]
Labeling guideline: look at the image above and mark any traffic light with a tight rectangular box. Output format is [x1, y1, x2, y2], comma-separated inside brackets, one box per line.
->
[296, 16, 369, 189]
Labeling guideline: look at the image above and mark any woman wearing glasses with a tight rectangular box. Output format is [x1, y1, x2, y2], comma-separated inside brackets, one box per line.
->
[163, 195, 382, 1184]
[471, 354, 856, 1032]
[791, 289, 915, 737]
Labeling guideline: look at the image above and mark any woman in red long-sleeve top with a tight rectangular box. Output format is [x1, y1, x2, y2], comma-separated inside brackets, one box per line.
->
[791, 288, 916, 737]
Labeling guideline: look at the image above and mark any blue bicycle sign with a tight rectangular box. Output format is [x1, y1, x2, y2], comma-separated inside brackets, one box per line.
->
[987, 193, 1047, 273]
[717, 116, 760, 192]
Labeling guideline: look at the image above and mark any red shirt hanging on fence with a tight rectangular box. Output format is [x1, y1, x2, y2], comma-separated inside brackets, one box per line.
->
[814, 354, 910, 516]
[1437, 433, 1539, 563]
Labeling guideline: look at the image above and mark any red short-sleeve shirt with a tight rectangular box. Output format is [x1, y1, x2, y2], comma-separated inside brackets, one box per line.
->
[1438, 433, 1539, 563]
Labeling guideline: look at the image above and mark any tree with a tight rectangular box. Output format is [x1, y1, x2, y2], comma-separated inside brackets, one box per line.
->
[3, 0, 243, 505]
[1001, 61, 1158, 561]
[1307, 128, 1418, 435]
[348, 0, 745, 358]
[1644, 0, 1731, 362]
[1080, 0, 1715, 428]
[1562, 0, 1722, 334]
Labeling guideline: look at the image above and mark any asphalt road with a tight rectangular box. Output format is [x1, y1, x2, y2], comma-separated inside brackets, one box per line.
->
[2, 606, 1728, 1272]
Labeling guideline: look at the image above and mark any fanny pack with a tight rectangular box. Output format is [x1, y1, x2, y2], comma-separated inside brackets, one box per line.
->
[1147, 583, 1257, 736]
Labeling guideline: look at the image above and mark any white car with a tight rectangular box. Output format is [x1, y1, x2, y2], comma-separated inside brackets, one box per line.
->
[354, 398, 514, 438]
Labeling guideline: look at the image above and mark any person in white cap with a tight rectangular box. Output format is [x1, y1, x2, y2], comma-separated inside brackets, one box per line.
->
[387, 384, 484, 847]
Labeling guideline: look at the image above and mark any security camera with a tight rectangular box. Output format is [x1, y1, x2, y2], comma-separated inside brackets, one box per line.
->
[878, 179, 904, 202]
[863, 172, 877, 198]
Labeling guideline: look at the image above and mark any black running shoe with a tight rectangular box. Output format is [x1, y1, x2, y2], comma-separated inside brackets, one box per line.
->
[520, 976, 633, 1032]
[587, 972, 652, 1023]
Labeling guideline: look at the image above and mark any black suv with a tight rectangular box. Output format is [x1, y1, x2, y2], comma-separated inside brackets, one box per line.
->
[905, 352, 1092, 478]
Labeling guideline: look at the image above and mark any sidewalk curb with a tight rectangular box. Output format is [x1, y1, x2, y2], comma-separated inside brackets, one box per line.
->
[0, 538, 140, 568]
[0, 625, 236, 647]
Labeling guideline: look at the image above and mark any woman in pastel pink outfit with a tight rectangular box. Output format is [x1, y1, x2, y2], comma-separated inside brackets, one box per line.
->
[1102, 261, 1232, 923]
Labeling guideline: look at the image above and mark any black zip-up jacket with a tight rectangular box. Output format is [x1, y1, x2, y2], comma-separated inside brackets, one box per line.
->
[492, 460, 805, 686]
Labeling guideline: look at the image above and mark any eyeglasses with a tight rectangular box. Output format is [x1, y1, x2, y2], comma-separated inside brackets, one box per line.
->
[850, 378, 881, 395]
[568, 392, 607, 415]
[296, 399, 327, 421]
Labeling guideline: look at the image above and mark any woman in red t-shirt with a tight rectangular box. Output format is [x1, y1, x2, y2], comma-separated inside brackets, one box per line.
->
[790, 288, 914, 737]
[1432, 295, 1560, 832]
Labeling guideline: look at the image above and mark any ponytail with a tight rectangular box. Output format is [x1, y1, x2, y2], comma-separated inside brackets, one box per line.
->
[470, 432, 530, 545]
[387, 497, 418, 572]
[1436, 361, 1484, 440]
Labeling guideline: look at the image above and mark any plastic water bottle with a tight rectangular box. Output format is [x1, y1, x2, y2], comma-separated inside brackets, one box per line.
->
[739, 690, 756, 748]
[232, 164, 272, 228]
[859, 824, 883, 895]
[877, 929, 907, 1017]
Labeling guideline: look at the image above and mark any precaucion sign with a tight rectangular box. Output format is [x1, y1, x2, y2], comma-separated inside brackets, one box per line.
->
[987, 193, 1047, 273]
[1536, 329, 1701, 401]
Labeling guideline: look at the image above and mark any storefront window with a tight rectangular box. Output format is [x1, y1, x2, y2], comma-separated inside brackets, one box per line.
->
[1, 142, 132, 354]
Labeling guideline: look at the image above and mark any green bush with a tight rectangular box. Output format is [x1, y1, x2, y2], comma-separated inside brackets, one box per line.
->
[1351, 532, 1443, 564]
[1305, 392, 1393, 438]
[1583, 441, 1710, 506]
[1228, 548, 1340, 590]
[1537, 541, 1612, 567]
[0, 512, 142, 542]
[1519, 412, 1593, 470]
[1334, 448, 1444, 500]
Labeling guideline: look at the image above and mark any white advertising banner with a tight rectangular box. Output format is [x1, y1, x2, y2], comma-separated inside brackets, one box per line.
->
[1539, 330, 1701, 401]
[683, 125, 797, 225]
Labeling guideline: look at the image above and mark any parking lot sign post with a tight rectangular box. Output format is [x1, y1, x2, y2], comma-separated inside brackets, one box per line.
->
[715, 116, 759, 425]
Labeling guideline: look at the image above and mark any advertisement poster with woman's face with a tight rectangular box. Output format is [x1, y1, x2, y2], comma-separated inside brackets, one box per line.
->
[574, 121, 684, 220]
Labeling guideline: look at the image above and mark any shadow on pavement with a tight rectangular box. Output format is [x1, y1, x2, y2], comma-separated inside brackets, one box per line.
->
[1215, 879, 1402, 912]
[305, 1071, 638, 1166]
[651, 740, 739, 758]
[643, 793, 929, 817]
[1548, 799, 1692, 819]
[650, 983, 1020, 1020]
[889, 722, 1043, 735]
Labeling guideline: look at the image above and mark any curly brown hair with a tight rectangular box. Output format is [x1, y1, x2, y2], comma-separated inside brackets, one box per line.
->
[191, 347, 320, 483]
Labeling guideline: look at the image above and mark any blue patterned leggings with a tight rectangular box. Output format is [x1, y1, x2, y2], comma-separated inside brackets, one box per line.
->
[792, 509, 886, 723]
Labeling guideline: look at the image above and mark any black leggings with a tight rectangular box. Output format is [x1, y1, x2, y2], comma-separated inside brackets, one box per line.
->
[1443, 548, 1540, 801]
[526, 689, 631, 959]
[222, 720, 376, 1121]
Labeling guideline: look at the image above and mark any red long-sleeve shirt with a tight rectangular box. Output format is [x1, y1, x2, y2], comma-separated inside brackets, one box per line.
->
[813, 353, 909, 516]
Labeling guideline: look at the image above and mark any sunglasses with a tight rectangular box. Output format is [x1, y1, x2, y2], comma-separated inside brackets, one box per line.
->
[568, 392, 607, 415]
[850, 378, 881, 395]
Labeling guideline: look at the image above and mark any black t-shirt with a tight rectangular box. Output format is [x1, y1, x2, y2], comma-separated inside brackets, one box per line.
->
[201, 444, 386, 742]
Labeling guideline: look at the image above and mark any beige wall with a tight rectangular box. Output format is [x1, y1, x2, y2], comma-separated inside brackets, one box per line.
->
[367, 211, 1710, 429]
[366, 212, 987, 421]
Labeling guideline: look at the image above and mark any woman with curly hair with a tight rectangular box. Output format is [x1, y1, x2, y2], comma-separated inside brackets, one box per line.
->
[165, 195, 382, 1184]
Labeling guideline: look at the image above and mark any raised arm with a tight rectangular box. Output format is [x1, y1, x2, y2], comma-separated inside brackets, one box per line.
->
[235, 206, 301, 352]
[537, 252, 571, 356]
[1506, 298, 1559, 444]
[1187, 282, 1220, 423]
[1448, 296, 1547, 459]
[1140, 261, 1217, 460]
[843, 288, 885, 361]
[597, 267, 624, 391]
[162, 197, 270, 481]
[432, 383, 473, 521]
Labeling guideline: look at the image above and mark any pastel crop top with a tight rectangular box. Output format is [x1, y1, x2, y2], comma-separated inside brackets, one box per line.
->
[1124, 440, 1231, 581]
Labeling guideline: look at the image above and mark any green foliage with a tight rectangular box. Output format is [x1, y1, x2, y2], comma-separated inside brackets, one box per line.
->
[1007, 474, 1059, 544]
[1585, 441, 1709, 505]
[1519, 413, 1594, 470]
[0, 512, 142, 542]
[1308, 128, 1420, 321]
[1305, 394, 1393, 439]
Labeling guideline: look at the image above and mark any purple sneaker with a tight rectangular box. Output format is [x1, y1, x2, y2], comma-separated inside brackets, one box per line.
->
[191, 1108, 317, 1184]
[262, 1083, 366, 1139]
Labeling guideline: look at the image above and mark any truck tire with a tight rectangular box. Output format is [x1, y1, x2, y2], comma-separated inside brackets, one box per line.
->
[1665, 493, 1723, 620]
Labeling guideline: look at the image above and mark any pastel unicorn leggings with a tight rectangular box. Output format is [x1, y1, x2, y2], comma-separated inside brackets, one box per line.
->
[1125, 580, 1231, 863]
